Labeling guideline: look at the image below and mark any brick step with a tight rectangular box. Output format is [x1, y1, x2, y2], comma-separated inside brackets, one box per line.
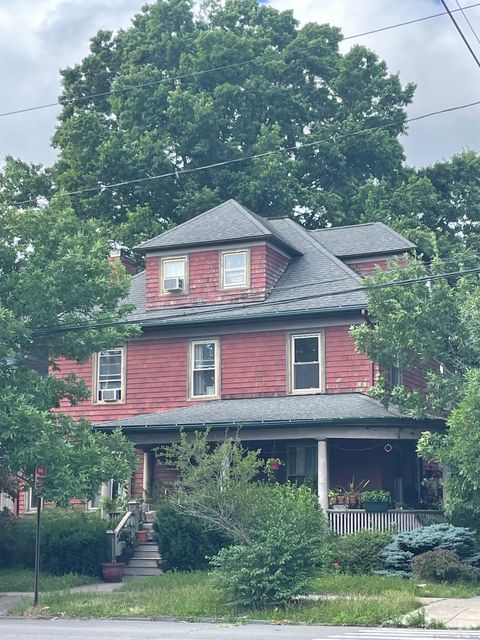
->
[124, 567, 163, 577]
[128, 559, 159, 568]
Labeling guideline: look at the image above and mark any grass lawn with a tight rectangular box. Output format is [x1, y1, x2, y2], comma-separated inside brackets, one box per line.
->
[0, 569, 98, 593]
[12, 571, 420, 625]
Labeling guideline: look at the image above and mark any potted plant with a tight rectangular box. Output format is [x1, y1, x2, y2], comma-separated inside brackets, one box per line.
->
[266, 457, 283, 472]
[101, 561, 125, 582]
[338, 477, 370, 509]
[360, 489, 391, 513]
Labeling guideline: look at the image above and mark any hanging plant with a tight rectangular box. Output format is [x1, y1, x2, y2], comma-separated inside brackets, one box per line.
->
[266, 457, 283, 471]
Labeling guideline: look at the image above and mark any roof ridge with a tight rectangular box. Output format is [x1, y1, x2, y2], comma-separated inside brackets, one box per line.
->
[135, 199, 243, 250]
[280, 219, 363, 284]
[232, 201, 273, 236]
[311, 222, 377, 233]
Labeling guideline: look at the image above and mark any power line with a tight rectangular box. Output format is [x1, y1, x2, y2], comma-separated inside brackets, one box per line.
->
[440, 0, 480, 69]
[30, 266, 480, 337]
[8, 97, 480, 209]
[1, 3, 480, 120]
[454, 0, 480, 46]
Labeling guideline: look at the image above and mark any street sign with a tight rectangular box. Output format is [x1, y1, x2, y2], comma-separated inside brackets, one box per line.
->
[35, 466, 48, 491]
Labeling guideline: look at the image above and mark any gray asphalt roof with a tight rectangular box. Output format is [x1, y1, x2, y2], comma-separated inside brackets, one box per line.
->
[310, 222, 415, 258]
[125, 216, 367, 325]
[95, 392, 441, 430]
[135, 199, 300, 255]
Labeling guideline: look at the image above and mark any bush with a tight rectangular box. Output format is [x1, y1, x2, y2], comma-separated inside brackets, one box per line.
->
[412, 549, 480, 583]
[210, 484, 330, 608]
[381, 523, 479, 577]
[360, 490, 391, 503]
[154, 500, 230, 571]
[331, 530, 393, 575]
[0, 509, 110, 576]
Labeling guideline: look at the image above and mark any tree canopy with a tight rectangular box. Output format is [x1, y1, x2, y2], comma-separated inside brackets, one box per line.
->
[0, 194, 137, 504]
[51, 0, 414, 247]
[351, 258, 480, 522]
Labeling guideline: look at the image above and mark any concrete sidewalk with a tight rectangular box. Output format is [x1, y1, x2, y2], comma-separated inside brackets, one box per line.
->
[421, 596, 480, 629]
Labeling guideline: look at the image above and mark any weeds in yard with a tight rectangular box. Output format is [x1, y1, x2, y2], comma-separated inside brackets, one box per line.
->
[0, 569, 97, 593]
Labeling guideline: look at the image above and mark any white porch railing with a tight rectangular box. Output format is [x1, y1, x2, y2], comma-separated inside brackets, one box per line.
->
[0, 492, 14, 512]
[327, 509, 445, 535]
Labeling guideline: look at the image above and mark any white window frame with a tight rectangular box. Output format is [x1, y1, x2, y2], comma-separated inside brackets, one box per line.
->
[24, 487, 35, 513]
[389, 356, 403, 387]
[160, 255, 188, 295]
[188, 338, 221, 400]
[94, 347, 126, 404]
[289, 332, 324, 395]
[220, 249, 250, 290]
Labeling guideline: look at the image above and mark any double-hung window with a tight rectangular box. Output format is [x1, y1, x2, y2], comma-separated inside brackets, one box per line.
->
[190, 339, 219, 399]
[96, 347, 125, 403]
[162, 256, 187, 293]
[290, 333, 323, 393]
[221, 250, 249, 289]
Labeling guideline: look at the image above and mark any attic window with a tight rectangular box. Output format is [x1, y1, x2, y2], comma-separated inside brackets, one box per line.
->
[221, 250, 249, 289]
[161, 256, 187, 293]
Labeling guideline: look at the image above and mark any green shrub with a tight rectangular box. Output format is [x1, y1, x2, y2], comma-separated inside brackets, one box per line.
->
[0, 509, 110, 576]
[332, 530, 393, 575]
[412, 549, 480, 583]
[381, 523, 479, 577]
[210, 483, 330, 608]
[154, 500, 230, 571]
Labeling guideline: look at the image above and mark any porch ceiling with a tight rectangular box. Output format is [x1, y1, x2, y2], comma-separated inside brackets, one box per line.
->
[94, 393, 444, 433]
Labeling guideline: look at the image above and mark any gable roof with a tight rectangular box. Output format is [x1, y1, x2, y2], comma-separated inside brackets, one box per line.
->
[310, 222, 415, 258]
[125, 215, 367, 326]
[135, 199, 301, 256]
[95, 392, 444, 432]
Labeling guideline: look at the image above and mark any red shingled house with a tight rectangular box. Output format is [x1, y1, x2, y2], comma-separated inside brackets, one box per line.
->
[17, 200, 445, 531]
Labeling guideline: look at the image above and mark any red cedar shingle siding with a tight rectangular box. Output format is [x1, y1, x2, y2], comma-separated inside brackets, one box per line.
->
[325, 325, 373, 393]
[53, 325, 374, 423]
[145, 243, 288, 310]
[346, 259, 390, 277]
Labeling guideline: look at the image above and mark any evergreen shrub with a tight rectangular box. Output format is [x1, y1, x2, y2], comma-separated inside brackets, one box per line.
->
[381, 523, 479, 577]
[332, 530, 393, 574]
[154, 500, 230, 571]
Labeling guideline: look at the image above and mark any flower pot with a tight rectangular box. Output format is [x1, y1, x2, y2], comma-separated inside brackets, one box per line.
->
[336, 495, 346, 505]
[348, 495, 358, 508]
[269, 462, 281, 471]
[362, 501, 389, 513]
[136, 529, 148, 543]
[101, 562, 125, 583]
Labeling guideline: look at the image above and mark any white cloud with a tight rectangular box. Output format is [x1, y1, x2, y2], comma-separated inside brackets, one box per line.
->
[0, 0, 479, 167]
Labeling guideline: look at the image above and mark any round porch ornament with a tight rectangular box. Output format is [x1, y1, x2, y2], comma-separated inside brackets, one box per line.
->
[384, 443, 393, 453]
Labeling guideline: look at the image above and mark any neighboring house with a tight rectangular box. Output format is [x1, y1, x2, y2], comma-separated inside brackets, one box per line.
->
[17, 200, 445, 531]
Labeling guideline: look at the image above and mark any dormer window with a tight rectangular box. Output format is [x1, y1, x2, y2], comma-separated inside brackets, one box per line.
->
[161, 256, 187, 294]
[221, 249, 249, 289]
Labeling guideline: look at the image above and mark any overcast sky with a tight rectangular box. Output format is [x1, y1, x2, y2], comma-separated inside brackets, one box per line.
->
[0, 0, 479, 168]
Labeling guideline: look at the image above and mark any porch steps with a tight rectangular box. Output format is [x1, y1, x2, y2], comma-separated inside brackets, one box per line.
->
[124, 542, 162, 578]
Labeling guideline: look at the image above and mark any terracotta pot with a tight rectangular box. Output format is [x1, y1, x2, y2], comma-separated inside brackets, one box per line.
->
[101, 562, 125, 583]
[336, 495, 346, 505]
[136, 529, 148, 543]
[348, 495, 358, 508]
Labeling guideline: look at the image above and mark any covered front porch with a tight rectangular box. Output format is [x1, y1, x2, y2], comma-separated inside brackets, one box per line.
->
[96, 393, 445, 535]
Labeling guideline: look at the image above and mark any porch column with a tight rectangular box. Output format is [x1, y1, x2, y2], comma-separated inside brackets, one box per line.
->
[317, 439, 329, 512]
[142, 450, 152, 502]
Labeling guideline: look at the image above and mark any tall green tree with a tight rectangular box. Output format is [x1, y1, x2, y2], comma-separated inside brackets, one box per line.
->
[0, 194, 137, 505]
[52, 0, 414, 247]
[351, 257, 480, 522]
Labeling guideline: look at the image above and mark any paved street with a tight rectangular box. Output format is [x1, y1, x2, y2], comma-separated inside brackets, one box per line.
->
[1, 619, 480, 640]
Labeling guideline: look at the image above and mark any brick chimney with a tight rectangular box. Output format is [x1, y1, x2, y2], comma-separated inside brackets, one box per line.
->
[109, 247, 137, 275]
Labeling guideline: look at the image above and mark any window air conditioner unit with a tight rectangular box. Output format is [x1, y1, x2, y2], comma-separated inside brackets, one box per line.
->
[100, 389, 119, 402]
[164, 277, 184, 292]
